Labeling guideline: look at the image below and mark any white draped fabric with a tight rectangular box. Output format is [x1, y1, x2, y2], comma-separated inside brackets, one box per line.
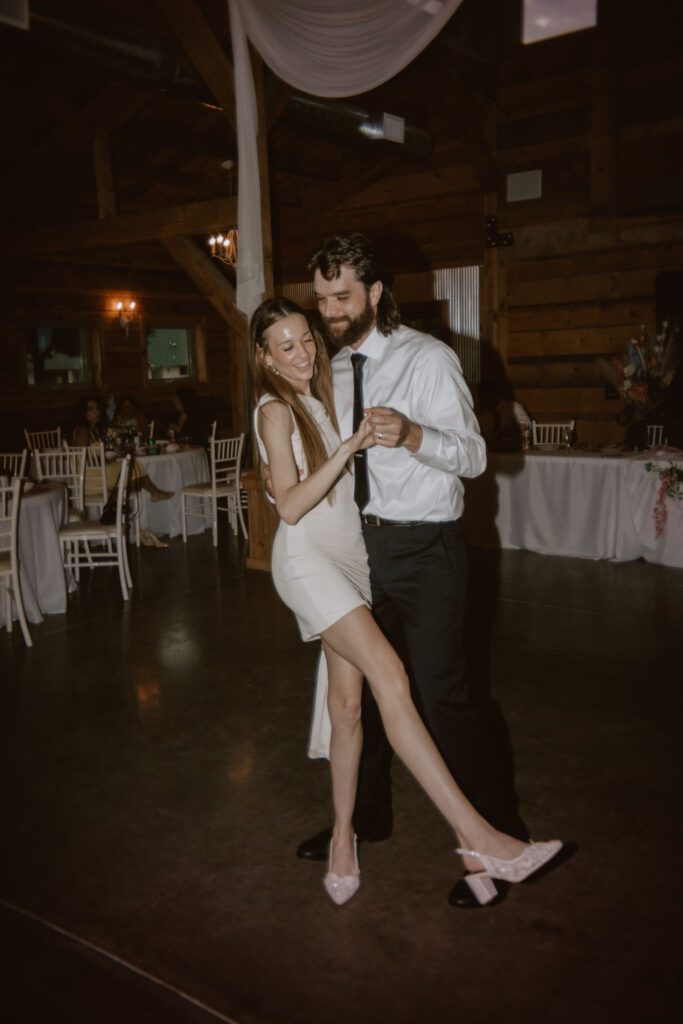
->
[462, 451, 683, 569]
[227, 0, 465, 314]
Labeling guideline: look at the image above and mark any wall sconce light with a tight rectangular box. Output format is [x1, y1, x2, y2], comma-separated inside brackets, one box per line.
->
[116, 300, 137, 336]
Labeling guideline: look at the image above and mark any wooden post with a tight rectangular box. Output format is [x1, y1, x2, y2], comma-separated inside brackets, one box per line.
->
[93, 136, 117, 220]
[251, 50, 274, 300]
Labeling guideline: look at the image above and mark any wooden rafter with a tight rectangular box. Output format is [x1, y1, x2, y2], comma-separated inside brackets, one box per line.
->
[159, 0, 237, 133]
[15, 197, 237, 255]
[161, 235, 246, 335]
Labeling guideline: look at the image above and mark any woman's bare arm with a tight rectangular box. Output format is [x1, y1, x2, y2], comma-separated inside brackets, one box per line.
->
[258, 400, 372, 525]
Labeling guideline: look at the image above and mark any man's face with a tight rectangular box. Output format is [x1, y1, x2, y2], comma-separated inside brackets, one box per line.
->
[313, 264, 381, 350]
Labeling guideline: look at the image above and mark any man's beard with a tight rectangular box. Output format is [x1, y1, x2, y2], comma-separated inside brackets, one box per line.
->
[322, 295, 376, 350]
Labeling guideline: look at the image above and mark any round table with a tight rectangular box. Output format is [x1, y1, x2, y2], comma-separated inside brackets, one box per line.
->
[130, 446, 210, 538]
[2, 481, 69, 627]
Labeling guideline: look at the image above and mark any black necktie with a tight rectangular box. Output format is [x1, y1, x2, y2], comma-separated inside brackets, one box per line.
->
[351, 353, 369, 511]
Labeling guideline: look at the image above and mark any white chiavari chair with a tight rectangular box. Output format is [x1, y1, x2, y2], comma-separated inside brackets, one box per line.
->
[34, 447, 86, 521]
[181, 433, 247, 546]
[531, 420, 576, 447]
[0, 451, 28, 481]
[59, 455, 133, 601]
[647, 424, 665, 448]
[0, 478, 32, 647]
[23, 427, 62, 451]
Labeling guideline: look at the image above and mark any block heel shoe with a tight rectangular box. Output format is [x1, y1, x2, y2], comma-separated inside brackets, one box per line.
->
[456, 840, 563, 904]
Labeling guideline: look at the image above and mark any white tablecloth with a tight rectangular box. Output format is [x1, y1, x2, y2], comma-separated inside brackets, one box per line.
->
[463, 450, 683, 568]
[1, 482, 69, 628]
[132, 447, 210, 538]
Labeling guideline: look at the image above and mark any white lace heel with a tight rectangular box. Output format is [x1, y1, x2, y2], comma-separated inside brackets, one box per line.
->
[323, 833, 360, 906]
[463, 872, 499, 905]
[456, 840, 563, 884]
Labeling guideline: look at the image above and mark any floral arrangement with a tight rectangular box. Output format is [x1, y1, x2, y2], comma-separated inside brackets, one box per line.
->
[645, 460, 683, 536]
[598, 322, 679, 420]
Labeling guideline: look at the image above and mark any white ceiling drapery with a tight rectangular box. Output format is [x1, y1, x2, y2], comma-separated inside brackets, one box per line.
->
[227, 0, 465, 316]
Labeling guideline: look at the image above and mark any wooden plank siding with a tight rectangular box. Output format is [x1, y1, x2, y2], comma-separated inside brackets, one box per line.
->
[489, 16, 683, 446]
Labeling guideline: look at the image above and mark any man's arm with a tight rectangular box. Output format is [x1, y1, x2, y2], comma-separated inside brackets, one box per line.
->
[366, 345, 486, 479]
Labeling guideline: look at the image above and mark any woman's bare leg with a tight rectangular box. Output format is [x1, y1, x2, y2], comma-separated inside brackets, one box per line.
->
[322, 641, 363, 879]
[141, 475, 173, 501]
[322, 607, 529, 868]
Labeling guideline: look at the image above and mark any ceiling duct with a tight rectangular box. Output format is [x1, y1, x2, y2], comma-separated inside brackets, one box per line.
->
[29, 11, 433, 160]
[283, 95, 433, 161]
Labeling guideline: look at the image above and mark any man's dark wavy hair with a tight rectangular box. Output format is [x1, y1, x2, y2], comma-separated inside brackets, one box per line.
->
[307, 232, 400, 337]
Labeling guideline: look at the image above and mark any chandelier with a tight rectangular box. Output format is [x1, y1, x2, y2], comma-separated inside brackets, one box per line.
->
[208, 226, 239, 267]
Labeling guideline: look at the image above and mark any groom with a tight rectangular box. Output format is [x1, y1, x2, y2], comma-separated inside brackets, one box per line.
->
[296, 233, 526, 908]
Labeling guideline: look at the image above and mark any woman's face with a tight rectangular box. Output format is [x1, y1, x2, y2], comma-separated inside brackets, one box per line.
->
[261, 313, 317, 391]
[86, 400, 101, 425]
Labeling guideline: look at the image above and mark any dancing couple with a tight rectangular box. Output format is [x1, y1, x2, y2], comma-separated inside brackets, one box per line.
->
[250, 233, 563, 907]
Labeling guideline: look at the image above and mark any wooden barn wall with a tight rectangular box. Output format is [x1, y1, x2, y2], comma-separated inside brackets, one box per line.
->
[491, 25, 683, 445]
[0, 261, 244, 450]
[274, 143, 485, 280]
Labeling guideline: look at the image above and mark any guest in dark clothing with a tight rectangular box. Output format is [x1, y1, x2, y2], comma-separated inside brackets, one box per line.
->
[167, 386, 210, 446]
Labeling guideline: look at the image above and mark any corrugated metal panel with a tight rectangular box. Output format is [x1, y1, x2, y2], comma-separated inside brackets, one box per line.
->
[281, 281, 315, 308]
[279, 266, 481, 383]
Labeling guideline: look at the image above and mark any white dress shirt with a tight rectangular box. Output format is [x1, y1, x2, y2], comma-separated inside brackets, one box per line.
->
[332, 324, 486, 522]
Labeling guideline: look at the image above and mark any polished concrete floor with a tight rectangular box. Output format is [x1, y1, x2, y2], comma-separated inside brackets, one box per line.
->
[1, 528, 681, 1023]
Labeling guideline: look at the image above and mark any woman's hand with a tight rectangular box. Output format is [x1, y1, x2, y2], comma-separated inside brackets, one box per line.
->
[343, 414, 374, 456]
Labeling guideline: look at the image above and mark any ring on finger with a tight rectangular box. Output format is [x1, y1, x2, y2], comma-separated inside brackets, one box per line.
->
[377, 431, 383, 439]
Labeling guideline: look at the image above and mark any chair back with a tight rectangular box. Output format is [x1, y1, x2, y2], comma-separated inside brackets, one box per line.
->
[211, 434, 244, 493]
[24, 426, 62, 451]
[82, 441, 108, 505]
[34, 447, 87, 514]
[532, 420, 575, 446]
[115, 454, 132, 543]
[0, 451, 28, 481]
[646, 424, 664, 448]
[210, 419, 217, 443]
[147, 420, 155, 442]
[0, 477, 22, 571]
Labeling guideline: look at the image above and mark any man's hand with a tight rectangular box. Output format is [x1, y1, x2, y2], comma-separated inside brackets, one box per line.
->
[261, 461, 275, 498]
[366, 407, 423, 454]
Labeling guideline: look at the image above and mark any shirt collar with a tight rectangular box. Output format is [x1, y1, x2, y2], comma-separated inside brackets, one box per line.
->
[333, 326, 389, 363]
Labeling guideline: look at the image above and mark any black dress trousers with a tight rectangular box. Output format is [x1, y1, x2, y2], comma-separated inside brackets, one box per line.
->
[352, 519, 494, 834]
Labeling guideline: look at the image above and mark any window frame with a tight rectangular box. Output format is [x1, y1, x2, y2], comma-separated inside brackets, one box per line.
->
[23, 317, 101, 392]
[143, 317, 206, 389]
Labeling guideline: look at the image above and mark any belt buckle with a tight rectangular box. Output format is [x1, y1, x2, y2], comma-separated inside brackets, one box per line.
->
[362, 514, 381, 527]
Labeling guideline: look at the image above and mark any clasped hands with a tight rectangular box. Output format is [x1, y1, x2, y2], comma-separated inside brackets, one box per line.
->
[353, 407, 423, 454]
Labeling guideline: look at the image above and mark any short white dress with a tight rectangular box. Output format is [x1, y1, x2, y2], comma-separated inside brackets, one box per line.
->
[254, 393, 371, 642]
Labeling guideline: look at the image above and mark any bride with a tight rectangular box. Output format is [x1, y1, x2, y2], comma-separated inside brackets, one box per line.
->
[250, 297, 563, 906]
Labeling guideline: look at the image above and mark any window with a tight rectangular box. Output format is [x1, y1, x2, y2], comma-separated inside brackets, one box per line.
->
[146, 325, 194, 381]
[26, 324, 91, 388]
[523, 0, 597, 45]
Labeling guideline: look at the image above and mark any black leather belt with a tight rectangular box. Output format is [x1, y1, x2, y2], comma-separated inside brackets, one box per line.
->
[360, 515, 425, 527]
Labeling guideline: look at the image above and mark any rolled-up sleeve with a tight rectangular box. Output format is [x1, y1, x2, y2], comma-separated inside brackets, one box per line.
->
[411, 347, 487, 479]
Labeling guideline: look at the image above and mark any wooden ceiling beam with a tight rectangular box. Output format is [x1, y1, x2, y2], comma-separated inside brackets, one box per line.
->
[161, 235, 245, 335]
[159, 0, 237, 133]
[0, 82, 156, 190]
[15, 197, 237, 255]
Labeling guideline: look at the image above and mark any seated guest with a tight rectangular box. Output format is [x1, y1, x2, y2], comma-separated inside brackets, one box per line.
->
[113, 394, 148, 437]
[167, 386, 210, 446]
[70, 395, 172, 502]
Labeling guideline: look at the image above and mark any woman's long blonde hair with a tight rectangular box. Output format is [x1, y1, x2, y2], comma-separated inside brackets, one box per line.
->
[249, 298, 341, 483]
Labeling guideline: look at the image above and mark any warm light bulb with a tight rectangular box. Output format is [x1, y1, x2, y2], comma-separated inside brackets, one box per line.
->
[209, 236, 216, 245]
[116, 301, 123, 310]
[129, 301, 136, 311]
[216, 234, 224, 243]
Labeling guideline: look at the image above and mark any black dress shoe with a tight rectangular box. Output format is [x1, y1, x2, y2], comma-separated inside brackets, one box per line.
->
[296, 823, 393, 861]
[296, 828, 333, 861]
[448, 874, 506, 909]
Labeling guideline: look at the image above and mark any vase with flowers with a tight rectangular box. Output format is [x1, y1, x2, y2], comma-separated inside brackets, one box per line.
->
[598, 322, 679, 449]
